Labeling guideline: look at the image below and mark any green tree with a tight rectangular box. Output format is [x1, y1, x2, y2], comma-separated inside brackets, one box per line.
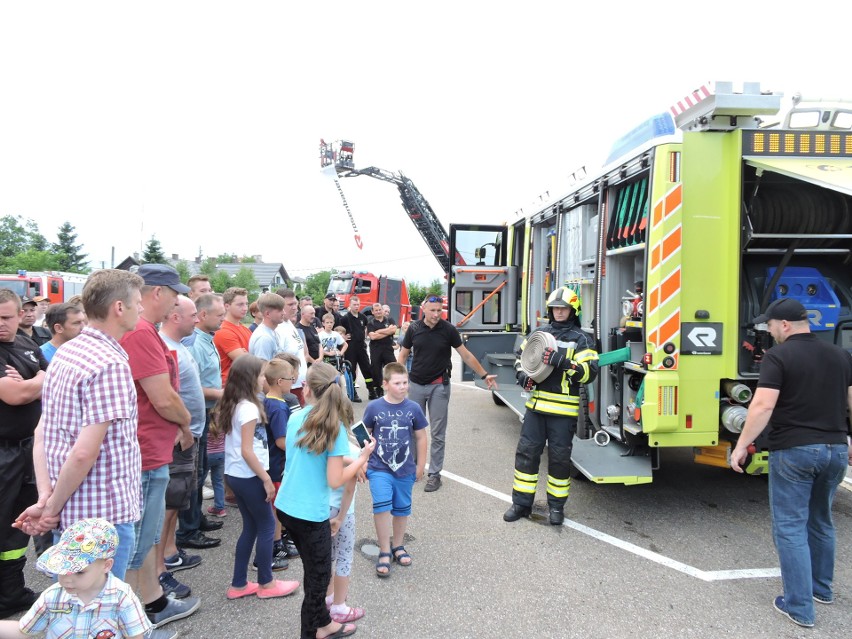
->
[25, 220, 50, 252]
[0, 215, 32, 258]
[199, 258, 218, 277]
[142, 236, 167, 264]
[214, 253, 238, 263]
[211, 270, 232, 292]
[408, 279, 443, 306]
[0, 248, 62, 273]
[174, 260, 191, 283]
[303, 269, 334, 303]
[53, 221, 89, 272]
[232, 267, 259, 300]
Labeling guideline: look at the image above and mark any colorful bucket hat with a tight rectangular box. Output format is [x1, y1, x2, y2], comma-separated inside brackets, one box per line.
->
[36, 518, 118, 575]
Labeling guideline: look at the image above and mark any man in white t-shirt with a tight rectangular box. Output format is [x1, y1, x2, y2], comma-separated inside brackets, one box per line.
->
[274, 288, 307, 406]
[248, 293, 285, 360]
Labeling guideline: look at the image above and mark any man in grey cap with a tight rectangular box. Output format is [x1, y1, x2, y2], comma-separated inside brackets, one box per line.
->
[120, 264, 200, 629]
[731, 297, 852, 628]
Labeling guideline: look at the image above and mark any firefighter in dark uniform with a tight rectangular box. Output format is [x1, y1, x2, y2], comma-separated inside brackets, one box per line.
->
[0, 289, 48, 618]
[503, 287, 598, 525]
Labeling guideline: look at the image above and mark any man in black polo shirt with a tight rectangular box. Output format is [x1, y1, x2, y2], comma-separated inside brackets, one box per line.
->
[340, 295, 374, 402]
[397, 295, 497, 492]
[367, 303, 397, 400]
[732, 297, 852, 629]
[0, 289, 48, 618]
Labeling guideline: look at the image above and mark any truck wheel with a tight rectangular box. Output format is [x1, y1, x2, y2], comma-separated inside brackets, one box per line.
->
[492, 392, 506, 407]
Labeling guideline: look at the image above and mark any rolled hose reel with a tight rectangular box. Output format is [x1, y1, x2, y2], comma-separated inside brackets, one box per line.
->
[520, 331, 558, 383]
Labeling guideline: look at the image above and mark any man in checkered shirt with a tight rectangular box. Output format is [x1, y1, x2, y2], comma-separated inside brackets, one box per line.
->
[16, 269, 145, 581]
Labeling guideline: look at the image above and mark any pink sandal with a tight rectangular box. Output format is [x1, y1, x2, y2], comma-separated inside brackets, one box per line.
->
[257, 579, 300, 599]
[330, 606, 365, 623]
[227, 582, 259, 599]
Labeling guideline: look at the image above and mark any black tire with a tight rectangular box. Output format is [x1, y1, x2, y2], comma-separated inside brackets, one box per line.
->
[492, 392, 506, 407]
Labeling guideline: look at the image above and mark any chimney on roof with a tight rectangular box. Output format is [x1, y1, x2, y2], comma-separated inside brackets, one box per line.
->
[172, 254, 179, 261]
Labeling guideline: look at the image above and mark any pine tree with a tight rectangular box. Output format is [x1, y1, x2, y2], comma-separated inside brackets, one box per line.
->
[142, 236, 167, 264]
[53, 222, 89, 272]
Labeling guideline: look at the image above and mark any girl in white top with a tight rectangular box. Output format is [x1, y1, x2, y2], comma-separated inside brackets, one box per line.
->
[216, 355, 299, 601]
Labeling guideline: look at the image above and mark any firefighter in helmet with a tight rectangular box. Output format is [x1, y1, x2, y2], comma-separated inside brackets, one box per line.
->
[504, 286, 599, 525]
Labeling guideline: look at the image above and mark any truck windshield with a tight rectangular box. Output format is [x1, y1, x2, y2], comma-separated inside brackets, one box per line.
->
[0, 281, 28, 297]
[327, 278, 352, 294]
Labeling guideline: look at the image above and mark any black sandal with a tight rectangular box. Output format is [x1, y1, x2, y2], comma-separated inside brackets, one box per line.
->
[375, 552, 392, 578]
[391, 545, 412, 566]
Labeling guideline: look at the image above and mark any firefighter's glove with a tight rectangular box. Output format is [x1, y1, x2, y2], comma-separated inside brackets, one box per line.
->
[516, 370, 536, 392]
[565, 361, 584, 378]
[541, 347, 565, 369]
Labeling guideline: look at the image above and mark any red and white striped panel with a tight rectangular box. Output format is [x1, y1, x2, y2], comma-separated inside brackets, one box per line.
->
[669, 83, 713, 118]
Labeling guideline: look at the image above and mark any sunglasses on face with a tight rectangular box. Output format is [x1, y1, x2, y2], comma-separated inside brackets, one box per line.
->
[426, 296, 443, 304]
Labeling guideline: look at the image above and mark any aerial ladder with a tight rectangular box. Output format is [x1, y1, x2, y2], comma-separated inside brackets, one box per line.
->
[319, 139, 460, 272]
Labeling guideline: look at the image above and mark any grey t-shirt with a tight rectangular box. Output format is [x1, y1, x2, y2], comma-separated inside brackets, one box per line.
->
[160, 332, 207, 437]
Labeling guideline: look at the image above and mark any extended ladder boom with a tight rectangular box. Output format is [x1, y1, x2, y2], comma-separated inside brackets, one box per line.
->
[319, 139, 456, 273]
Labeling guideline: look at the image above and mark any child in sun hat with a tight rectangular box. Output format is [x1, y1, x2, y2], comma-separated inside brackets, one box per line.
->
[0, 518, 152, 639]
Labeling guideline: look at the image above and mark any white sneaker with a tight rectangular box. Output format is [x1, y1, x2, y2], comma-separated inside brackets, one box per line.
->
[202, 487, 214, 500]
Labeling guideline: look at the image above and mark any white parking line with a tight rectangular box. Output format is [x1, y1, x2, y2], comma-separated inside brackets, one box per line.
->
[441, 469, 781, 582]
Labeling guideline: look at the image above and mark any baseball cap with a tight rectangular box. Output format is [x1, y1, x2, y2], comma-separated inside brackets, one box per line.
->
[324, 293, 337, 300]
[137, 264, 190, 294]
[753, 298, 808, 324]
[21, 295, 36, 306]
[36, 518, 118, 575]
[33, 295, 49, 302]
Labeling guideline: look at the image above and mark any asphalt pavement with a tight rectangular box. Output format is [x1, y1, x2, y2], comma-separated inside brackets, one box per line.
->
[21, 356, 852, 639]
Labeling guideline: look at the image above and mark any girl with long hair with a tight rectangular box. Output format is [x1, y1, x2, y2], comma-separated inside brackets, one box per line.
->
[214, 355, 299, 601]
[275, 362, 374, 639]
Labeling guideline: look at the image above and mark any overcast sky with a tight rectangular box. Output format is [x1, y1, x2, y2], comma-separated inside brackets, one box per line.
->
[1, 1, 850, 285]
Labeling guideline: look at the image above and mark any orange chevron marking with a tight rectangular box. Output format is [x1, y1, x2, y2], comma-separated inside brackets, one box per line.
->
[658, 311, 681, 346]
[664, 186, 682, 217]
[653, 201, 663, 227]
[661, 226, 682, 261]
[660, 268, 681, 305]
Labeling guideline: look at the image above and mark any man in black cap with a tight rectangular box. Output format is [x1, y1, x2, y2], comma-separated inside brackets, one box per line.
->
[731, 297, 852, 628]
[314, 293, 343, 329]
[18, 297, 51, 347]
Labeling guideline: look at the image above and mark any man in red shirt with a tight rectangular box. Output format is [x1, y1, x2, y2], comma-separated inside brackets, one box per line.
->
[213, 287, 250, 384]
[120, 264, 199, 629]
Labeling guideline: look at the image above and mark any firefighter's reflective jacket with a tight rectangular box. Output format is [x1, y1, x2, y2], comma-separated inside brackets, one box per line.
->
[516, 320, 599, 417]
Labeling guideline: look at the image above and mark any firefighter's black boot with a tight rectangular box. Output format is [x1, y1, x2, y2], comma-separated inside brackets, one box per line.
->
[503, 504, 532, 522]
[0, 557, 39, 619]
[549, 507, 565, 526]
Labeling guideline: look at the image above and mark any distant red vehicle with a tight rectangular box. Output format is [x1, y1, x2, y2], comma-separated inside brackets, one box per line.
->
[327, 271, 411, 325]
[0, 270, 88, 303]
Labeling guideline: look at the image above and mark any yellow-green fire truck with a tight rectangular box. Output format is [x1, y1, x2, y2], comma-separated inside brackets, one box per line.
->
[454, 81, 852, 485]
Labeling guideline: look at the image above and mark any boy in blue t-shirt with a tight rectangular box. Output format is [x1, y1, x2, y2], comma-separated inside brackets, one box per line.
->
[264, 355, 303, 564]
[362, 362, 428, 577]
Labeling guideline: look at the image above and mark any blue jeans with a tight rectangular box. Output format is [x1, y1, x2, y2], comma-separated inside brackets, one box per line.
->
[768, 443, 848, 625]
[111, 522, 136, 580]
[128, 465, 169, 571]
[227, 474, 275, 587]
[207, 451, 225, 510]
